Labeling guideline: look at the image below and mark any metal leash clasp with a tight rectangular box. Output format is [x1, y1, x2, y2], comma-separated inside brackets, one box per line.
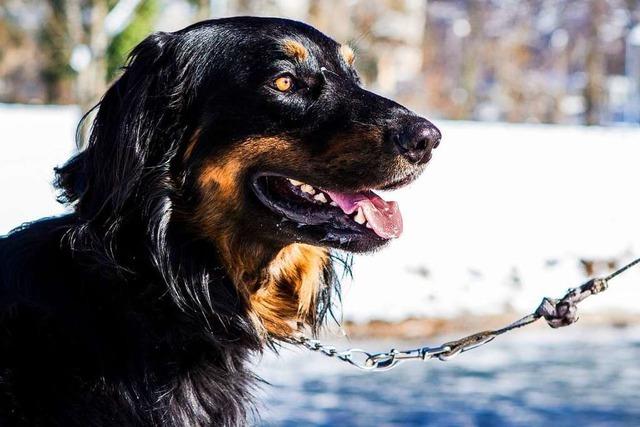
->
[437, 331, 497, 360]
[365, 348, 423, 370]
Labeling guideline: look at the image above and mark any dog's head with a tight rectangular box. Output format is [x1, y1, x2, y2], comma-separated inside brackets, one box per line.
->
[56, 17, 440, 339]
[181, 18, 440, 254]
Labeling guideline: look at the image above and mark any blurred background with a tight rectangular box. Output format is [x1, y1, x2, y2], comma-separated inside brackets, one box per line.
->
[2, 1, 640, 426]
[3, 0, 640, 124]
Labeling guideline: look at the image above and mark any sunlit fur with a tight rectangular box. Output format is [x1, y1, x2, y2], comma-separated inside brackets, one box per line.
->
[281, 39, 309, 61]
[339, 44, 355, 66]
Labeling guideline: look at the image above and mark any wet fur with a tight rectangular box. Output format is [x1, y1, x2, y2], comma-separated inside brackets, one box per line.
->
[0, 16, 432, 426]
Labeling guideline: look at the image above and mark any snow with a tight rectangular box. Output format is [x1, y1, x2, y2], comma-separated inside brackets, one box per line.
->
[0, 104, 77, 234]
[1, 104, 639, 320]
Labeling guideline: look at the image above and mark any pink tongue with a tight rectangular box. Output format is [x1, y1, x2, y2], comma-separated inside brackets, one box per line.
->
[324, 189, 403, 239]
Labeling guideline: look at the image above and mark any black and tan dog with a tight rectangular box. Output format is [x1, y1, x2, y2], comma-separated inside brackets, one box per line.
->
[0, 17, 440, 426]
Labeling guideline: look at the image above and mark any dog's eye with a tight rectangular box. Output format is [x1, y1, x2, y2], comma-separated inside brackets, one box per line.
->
[273, 75, 294, 92]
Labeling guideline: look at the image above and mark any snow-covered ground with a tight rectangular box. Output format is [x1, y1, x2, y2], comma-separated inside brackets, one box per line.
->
[1, 104, 639, 321]
[0, 104, 77, 232]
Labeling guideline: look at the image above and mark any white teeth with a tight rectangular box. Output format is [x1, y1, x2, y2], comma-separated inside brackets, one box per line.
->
[300, 184, 316, 195]
[354, 207, 366, 224]
[365, 222, 372, 228]
[314, 193, 328, 203]
[330, 201, 338, 207]
[289, 179, 303, 186]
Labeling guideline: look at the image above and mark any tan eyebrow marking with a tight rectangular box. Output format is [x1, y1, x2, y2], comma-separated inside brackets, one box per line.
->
[339, 44, 355, 66]
[281, 39, 309, 61]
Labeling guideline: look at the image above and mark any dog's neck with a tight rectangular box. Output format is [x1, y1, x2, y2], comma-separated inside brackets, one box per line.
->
[215, 237, 329, 339]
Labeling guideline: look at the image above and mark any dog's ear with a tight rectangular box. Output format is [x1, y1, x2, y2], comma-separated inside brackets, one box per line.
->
[55, 31, 202, 266]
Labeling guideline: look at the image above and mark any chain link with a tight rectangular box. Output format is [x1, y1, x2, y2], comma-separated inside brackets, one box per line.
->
[295, 256, 640, 371]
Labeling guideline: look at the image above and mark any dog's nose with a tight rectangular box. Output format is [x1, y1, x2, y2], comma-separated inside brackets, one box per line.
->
[390, 120, 441, 164]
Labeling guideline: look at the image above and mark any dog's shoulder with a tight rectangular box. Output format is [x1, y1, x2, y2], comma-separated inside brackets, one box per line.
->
[0, 215, 80, 423]
[0, 214, 84, 352]
[0, 215, 75, 297]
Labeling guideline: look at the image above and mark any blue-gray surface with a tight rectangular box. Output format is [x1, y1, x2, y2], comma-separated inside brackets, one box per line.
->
[254, 325, 640, 426]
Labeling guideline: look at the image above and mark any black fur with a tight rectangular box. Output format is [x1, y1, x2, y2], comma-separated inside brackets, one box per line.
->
[0, 17, 439, 426]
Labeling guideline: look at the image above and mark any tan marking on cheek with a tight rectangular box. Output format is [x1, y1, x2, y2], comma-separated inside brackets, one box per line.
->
[193, 156, 244, 243]
[282, 39, 309, 61]
[198, 158, 242, 200]
[339, 44, 355, 66]
[194, 136, 297, 229]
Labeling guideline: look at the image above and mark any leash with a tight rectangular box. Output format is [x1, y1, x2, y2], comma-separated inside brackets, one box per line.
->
[295, 256, 640, 371]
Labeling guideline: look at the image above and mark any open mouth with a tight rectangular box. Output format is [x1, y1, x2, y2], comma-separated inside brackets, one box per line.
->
[251, 174, 404, 243]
